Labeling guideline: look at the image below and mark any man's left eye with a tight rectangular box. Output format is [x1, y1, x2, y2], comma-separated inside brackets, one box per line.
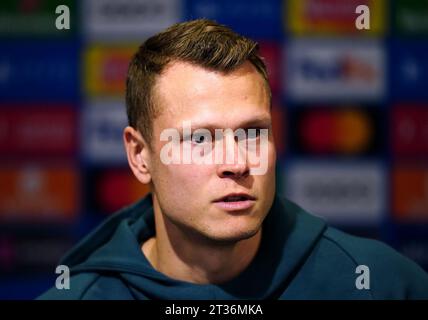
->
[246, 128, 262, 139]
[193, 134, 206, 144]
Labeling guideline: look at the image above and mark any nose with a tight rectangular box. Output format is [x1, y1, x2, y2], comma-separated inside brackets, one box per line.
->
[216, 138, 250, 179]
[217, 161, 250, 179]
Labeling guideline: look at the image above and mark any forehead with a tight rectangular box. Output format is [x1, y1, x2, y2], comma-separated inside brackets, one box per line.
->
[153, 60, 271, 130]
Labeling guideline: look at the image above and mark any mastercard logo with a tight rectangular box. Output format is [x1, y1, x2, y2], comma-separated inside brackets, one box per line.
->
[299, 109, 373, 154]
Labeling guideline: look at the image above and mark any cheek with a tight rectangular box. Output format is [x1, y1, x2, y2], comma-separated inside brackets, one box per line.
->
[269, 146, 277, 168]
[152, 163, 216, 217]
[154, 162, 214, 191]
[261, 144, 277, 185]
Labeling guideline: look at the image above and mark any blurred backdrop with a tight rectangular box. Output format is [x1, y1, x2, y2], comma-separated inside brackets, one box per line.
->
[0, 0, 428, 299]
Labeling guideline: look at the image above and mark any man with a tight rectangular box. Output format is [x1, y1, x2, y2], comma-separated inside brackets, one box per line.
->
[39, 19, 428, 299]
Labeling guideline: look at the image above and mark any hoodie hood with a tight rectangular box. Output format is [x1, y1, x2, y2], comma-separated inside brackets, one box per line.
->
[60, 194, 327, 299]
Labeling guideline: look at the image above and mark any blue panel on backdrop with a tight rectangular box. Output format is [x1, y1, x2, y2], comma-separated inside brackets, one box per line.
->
[184, 0, 283, 40]
[390, 41, 428, 101]
[394, 225, 428, 271]
[0, 41, 79, 102]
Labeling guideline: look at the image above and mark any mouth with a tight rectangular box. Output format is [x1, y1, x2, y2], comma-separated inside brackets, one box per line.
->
[213, 193, 256, 211]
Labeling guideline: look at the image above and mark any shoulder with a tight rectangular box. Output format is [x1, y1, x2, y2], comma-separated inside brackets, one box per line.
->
[320, 226, 428, 299]
[37, 273, 100, 300]
[37, 272, 136, 300]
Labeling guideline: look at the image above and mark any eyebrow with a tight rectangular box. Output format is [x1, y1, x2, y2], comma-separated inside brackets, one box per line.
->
[181, 116, 272, 132]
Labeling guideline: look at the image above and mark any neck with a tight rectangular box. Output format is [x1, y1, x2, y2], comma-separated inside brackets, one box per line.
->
[142, 197, 262, 284]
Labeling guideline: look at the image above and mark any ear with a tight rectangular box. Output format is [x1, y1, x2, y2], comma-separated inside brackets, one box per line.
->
[123, 126, 152, 184]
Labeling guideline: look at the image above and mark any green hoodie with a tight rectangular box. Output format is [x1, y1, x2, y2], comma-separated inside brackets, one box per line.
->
[38, 195, 428, 300]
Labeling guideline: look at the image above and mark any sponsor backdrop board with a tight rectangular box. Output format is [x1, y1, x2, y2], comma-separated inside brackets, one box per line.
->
[0, 0, 428, 299]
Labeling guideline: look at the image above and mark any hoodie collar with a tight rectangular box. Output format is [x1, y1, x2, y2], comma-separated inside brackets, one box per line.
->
[62, 194, 327, 299]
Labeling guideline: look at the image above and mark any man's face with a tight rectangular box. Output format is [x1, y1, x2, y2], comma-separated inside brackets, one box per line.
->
[148, 60, 276, 243]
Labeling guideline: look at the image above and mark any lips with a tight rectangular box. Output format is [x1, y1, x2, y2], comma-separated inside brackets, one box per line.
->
[213, 193, 256, 211]
[214, 193, 256, 202]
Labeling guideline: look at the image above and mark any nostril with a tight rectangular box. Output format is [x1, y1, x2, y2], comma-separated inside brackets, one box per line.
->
[220, 168, 250, 178]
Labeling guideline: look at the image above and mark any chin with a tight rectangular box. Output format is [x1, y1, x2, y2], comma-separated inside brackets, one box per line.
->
[203, 222, 261, 244]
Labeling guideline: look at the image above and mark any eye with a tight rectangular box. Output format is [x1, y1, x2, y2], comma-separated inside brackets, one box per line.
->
[192, 133, 206, 144]
[246, 128, 262, 139]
